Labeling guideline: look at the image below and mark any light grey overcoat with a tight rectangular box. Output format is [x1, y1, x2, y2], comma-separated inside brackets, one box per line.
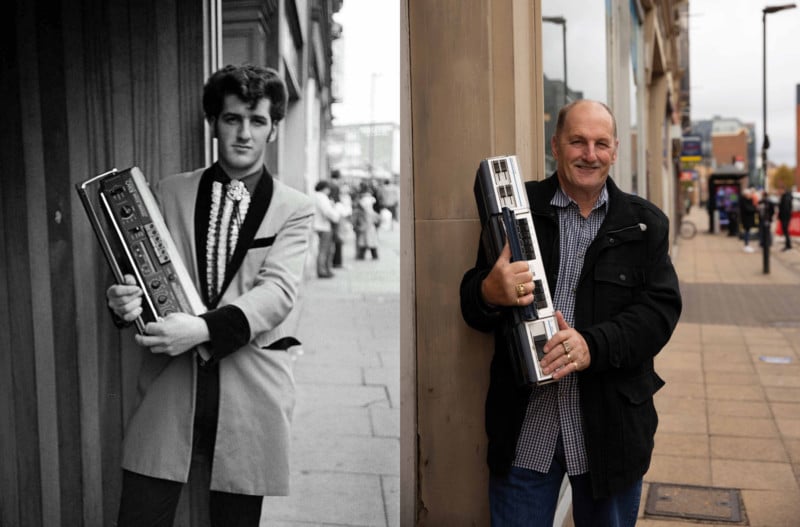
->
[120, 167, 313, 495]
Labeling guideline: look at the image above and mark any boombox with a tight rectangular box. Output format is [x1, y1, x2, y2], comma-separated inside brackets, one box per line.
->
[474, 155, 558, 385]
[76, 167, 210, 360]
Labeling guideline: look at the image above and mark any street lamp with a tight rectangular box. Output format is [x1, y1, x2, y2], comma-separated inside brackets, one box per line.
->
[369, 72, 381, 177]
[760, 3, 796, 274]
[543, 16, 568, 106]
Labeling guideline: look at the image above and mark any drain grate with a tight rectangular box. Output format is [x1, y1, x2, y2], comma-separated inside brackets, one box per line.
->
[645, 483, 745, 523]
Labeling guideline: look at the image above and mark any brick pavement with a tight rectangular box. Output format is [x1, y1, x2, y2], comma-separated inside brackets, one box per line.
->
[260, 222, 400, 527]
[637, 206, 800, 526]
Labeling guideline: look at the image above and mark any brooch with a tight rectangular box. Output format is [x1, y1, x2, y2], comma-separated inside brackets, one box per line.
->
[226, 179, 247, 201]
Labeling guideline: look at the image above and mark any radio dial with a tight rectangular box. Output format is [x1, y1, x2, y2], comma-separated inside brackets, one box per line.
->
[120, 205, 134, 218]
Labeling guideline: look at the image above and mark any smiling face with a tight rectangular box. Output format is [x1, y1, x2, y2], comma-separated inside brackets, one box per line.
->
[551, 100, 618, 203]
[211, 94, 274, 179]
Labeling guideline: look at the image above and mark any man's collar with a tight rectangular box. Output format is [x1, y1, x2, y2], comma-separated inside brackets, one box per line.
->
[551, 181, 609, 213]
[214, 162, 264, 195]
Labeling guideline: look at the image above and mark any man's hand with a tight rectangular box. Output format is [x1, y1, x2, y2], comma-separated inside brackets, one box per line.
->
[480, 242, 535, 307]
[135, 313, 210, 356]
[540, 311, 591, 380]
[107, 274, 143, 322]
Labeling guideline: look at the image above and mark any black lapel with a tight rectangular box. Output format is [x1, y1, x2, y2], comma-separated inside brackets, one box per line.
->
[216, 166, 274, 304]
[194, 164, 219, 306]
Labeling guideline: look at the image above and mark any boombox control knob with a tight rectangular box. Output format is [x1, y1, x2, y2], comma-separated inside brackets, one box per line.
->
[157, 295, 168, 304]
[120, 205, 134, 219]
[151, 279, 162, 290]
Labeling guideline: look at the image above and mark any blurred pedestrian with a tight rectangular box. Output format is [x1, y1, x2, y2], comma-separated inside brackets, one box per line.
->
[314, 180, 340, 277]
[331, 183, 353, 268]
[778, 183, 793, 251]
[739, 188, 757, 252]
[353, 192, 380, 260]
[381, 178, 400, 228]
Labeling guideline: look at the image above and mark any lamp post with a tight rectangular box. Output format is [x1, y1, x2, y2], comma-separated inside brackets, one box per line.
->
[760, 3, 796, 274]
[368, 72, 380, 177]
[543, 16, 568, 106]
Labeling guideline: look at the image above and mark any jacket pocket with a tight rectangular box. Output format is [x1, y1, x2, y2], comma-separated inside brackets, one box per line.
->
[594, 262, 644, 315]
[251, 236, 276, 249]
[594, 262, 645, 288]
[616, 370, 665, 405]
[262, 336, 301, 351]
[606, 370, 664, 475]
[614, 370, 664, 467]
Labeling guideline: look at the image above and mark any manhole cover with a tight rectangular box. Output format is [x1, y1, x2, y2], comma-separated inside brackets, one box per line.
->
[645, 483, 745, 523]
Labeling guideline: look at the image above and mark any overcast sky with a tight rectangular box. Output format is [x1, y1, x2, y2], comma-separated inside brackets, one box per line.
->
[332, 1, 799, 167]
[690, 0, 800, 167]
[331, 0, 400, 126]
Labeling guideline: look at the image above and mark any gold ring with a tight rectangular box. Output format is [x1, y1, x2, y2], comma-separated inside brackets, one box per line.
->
[573, 360, 579, 370]
[566, 352, 571, 361]
[563, 341, 573, 354]
[516, 283, 526, 297]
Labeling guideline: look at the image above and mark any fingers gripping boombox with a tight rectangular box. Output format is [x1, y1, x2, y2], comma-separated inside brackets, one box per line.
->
[76, 167, 210, 361]
[474, 155, 558, 385]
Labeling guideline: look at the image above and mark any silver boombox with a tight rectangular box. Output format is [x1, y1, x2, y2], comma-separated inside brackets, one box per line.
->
[76, 167, 210, 361]
[474, 155, 558, 385]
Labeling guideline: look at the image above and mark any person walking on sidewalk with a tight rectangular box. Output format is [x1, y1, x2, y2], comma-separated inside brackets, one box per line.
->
[778, 183, 793, 251]
[460, 100, 682, 527]
[329, 173, 352, 269]
[353, 191, 380, 260]
[106, 64, 313, 527]
[314, 180, 341, 277]
[739, 187, 757, 253]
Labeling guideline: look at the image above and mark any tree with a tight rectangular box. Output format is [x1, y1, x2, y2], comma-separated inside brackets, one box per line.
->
[770, 164, 795, 191]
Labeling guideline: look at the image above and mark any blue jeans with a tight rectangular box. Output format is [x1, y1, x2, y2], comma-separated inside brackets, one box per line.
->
[489, 462, 642, 527]
[742, 227, 752, 246]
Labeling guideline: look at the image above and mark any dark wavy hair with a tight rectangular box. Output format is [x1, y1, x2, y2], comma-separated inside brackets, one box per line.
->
[202, 64, 288, 123]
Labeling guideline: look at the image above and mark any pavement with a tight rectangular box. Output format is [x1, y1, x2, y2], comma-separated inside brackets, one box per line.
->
[260, 222, 400, 527]
[636, 205, 800, 526]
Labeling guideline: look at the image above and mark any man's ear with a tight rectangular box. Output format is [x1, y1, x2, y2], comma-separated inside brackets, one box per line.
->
[267, 125, 277, 143]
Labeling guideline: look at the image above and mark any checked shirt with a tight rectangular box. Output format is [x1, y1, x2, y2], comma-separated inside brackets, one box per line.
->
[512, 184, 608, 476]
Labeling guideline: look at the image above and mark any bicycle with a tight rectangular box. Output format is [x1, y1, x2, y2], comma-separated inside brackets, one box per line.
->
[678, 218, 697, 240]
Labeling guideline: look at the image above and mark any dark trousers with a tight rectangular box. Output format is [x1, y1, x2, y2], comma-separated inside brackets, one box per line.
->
[117, 363, 263, 527]
[742, 226, 753, 246]
[356, 247, 378, 260]
[117, 470, 263, 527]
[333, 238, 343, 267]
[780, 218, 792, 248]
[316, 230, 334, 276]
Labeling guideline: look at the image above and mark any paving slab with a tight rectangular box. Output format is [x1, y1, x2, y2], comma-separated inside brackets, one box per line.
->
[261, 227, 399, 526]
[642, 206, 800, 525]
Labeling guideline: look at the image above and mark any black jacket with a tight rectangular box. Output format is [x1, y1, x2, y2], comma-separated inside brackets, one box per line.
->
[739, 197, 757, 229]
[460, 174, 682, 499]
[778, 192, 793, 223]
